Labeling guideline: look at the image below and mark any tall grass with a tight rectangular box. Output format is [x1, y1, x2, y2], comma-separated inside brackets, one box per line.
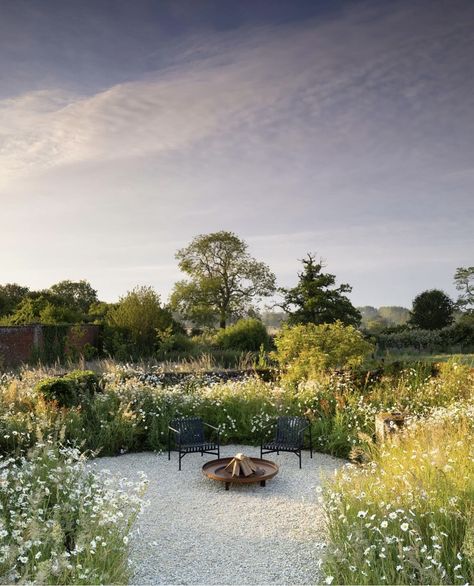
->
[0, 442, 146, 584]
[1, 359, 473, 459]
[323, 406, 474, 585]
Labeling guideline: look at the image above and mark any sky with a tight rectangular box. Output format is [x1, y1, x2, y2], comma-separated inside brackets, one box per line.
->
[0, 0, 473, 308]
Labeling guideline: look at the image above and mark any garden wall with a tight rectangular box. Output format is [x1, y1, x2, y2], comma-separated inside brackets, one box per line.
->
[0, 324, 101, 368]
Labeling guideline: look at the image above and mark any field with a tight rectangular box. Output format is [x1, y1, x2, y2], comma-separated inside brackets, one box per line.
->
[0, 357, 473, 584]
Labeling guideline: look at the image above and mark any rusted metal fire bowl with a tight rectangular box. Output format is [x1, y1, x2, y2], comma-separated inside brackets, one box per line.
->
[202, 457, 279, 491]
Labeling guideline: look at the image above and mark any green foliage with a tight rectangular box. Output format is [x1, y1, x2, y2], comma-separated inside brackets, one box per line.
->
[273, 321, 374, 384]
[0, 443, 145, 585]
[106, 286, 179, 358]
[213, 318, 270, 351]
[49, 280, 98, 315]
[0, 283, 29, 317]
[35, 370, 101, 408]
[5, 294, 82, 325]
[156, 326, 195, 358]
[323, 409, 474, 585]
[409, 289, 454, 330]
[279, 254, 361, 327]
[360, 305, 410, 332]
[376, 322, 474, 353]
[454, 266, 474, 311]
[1, 358, 472, 460]
[170, 231, 276, 329]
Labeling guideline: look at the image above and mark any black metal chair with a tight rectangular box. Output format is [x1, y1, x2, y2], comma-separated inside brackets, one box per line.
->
[261, 416, 312, 468]
[168, 417, 220, 470]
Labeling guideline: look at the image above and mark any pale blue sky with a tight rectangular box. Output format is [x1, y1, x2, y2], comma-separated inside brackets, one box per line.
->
[0, 0, 473, 307]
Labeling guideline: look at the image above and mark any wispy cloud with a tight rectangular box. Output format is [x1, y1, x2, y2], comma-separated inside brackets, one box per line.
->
[0, 0, 473, 305]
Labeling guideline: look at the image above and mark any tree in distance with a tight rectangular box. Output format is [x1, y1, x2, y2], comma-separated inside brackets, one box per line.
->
[454, 266, 474, 313]
[49, 280, 98, 315]
[0, 283, 30, 317]
[408, 289, 454, 330]
[279, 254, 361, 327]
[170, 231, 276, 329]
[106, 285, 178, 356]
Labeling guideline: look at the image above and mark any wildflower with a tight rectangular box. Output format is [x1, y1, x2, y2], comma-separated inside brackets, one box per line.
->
[325, 576, 334, 584]
[400, 523, 409, 532]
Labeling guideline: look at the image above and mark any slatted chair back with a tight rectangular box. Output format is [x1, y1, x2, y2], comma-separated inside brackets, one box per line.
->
[172, 417, 204, 445]
[275, 416, 307, 448]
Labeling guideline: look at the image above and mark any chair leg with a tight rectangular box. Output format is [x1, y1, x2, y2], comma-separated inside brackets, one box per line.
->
[168, 431, 171, 461]
[309, 425, 313, 459]
[179, 452, 182, 471]
[298, 450, 302, 469]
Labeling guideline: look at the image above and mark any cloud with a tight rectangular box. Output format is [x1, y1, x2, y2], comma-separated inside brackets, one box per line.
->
[1, 0, 472, 190]
[0, 0, 473, 305]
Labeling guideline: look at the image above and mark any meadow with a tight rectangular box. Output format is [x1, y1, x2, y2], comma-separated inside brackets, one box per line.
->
[0, 357, 472, 584]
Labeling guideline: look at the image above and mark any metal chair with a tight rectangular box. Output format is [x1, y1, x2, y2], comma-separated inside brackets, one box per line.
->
[261, 416, 312, 468]
[168, 417, 220, 470]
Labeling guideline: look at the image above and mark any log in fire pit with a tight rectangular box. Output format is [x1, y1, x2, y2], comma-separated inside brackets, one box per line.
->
[202, 454, 279, 491]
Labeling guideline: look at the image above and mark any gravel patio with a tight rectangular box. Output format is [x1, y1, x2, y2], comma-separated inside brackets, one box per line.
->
[93, 445, 344, 585]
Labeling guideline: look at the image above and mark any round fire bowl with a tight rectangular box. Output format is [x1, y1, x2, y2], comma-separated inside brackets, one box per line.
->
[202, 457, 279, 490]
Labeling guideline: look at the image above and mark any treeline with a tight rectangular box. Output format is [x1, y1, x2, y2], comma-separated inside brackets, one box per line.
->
[1, 231, 473, 360]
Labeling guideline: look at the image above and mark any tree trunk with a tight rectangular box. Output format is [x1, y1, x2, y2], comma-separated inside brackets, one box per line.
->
[219, 314, 226, 329]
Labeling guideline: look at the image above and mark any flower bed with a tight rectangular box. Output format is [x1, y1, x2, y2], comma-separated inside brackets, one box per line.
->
[0, 443, 146, 584]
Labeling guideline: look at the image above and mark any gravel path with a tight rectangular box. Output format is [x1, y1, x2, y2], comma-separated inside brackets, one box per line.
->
[93, 446, 344, 585]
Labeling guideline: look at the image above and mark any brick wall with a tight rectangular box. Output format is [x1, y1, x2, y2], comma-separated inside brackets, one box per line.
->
[0, 324, 101, 369]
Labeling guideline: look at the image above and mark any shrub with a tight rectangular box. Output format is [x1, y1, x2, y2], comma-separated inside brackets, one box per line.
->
[35, 370, 101, 408]
[273, 321, 374, 384]
[213, 318, 270, 352]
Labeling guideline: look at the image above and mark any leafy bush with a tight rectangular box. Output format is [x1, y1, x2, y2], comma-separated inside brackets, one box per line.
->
[323, 406, 474, 585]
[105, 286, 181, 358]
[0, 443, 146, 584]
[376, 323, 474, 354]
[273, 321, 374, 385]
[35, 370, 101, 408]
[213, 318, 270, 352]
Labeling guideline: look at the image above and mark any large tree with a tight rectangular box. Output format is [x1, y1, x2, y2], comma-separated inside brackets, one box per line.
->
[0, 283, 30, 317]
[170, 231, 276, 329]
[279, 254, 361, 327]
[408, 289, 454, 330]
[49, 280, 98, 315]
[454, 266, 474, 312]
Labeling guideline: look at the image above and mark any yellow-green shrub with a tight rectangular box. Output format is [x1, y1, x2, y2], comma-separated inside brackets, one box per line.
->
[273, 321, 374, 385]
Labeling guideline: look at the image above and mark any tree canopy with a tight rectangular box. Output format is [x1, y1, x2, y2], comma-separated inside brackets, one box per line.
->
[0, 284, 30, 317]
[49, 280, 98, 314]
[454, 266, 474, 312]
[279, 254, 361, 327]
[170, 231, 276, 328]
[409, 289, 454, 330]
[106, 285, 179, 356]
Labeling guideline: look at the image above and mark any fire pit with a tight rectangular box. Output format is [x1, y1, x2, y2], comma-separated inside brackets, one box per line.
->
[202, 455, 279, 491]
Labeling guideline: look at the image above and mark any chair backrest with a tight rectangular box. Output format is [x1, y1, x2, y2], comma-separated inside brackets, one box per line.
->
[275, 416, 307, 447]
[171, 417, 204, 445]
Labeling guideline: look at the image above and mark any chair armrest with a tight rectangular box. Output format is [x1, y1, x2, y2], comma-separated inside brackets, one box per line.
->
[168, 426, 180, 434]
[203, 422, 220, 431]
[297, 424, 310, 435]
